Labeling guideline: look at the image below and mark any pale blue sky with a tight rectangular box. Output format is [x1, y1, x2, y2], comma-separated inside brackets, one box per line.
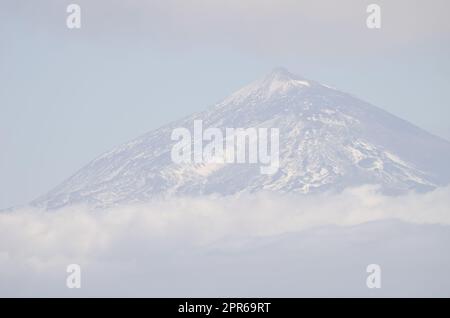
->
[1, 0, 450, 209]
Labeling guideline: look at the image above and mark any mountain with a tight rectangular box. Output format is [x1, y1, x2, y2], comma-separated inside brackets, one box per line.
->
[33, 68, 450, 209]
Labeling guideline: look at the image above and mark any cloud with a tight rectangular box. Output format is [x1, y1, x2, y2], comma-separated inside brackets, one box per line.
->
[1, 185, 450, 297]
[6, 0, 450, 55]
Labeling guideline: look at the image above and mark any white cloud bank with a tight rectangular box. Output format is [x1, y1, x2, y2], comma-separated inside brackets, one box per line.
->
[1, 185, 450, 297]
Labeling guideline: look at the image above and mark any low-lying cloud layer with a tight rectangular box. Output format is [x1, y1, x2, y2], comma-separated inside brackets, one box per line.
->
[1, 186, 450, 297]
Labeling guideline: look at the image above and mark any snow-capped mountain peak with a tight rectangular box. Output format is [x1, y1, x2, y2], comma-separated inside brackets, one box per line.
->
[33, 68, 450, 209]
[222, 68, 313, 105]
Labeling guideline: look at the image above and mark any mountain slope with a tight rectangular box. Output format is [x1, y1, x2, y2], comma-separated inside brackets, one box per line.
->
[33, 68, 450, 209]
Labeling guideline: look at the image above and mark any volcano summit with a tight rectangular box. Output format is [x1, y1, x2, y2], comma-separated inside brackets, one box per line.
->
[33, 68, 450, 209]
